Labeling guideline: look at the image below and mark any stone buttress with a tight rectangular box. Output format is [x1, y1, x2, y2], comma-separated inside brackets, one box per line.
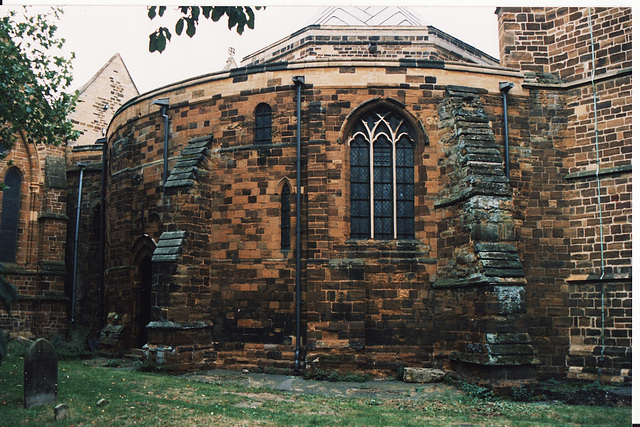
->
[144, 135, 216, 371]
[434, 85, 539, 383]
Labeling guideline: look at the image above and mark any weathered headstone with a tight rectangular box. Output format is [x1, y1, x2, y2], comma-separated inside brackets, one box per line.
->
[54, 403, 69, 420]
[24, 338, 58, 408]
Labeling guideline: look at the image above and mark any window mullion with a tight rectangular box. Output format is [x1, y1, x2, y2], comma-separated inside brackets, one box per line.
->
[369, 139, 375, 240]
[392, 140, 397, 240]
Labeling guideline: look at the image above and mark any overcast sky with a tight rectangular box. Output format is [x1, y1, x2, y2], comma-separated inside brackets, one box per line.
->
[6, 2, 629, 96]
[2, 5, 502, 95]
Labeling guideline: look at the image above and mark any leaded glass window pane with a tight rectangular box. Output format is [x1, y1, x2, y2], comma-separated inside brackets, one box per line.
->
[349, 108, 415, 240]
[0, 168, 21, 262]
[350, 137, 370, 239]
[373, 138, 393, 239]
[280, 185, 291, 250]
[396, 138, 414, 239]
[255, 103, 272, 145]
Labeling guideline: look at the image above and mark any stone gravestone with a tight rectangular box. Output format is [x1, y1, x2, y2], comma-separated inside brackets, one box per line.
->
[24, 338, 58, 408]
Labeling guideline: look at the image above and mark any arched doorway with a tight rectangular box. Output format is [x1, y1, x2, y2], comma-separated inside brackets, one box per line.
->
[136, 255, 153, 347]
[132, 236, 156, 348]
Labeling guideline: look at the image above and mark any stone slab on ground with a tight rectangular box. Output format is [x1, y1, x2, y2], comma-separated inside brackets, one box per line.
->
[403, 367, 446, 383]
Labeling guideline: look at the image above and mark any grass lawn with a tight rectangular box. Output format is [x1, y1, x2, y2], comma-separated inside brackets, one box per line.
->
[0, 352, 630, 426]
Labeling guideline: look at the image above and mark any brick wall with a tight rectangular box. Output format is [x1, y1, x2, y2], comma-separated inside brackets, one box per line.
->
[65, 145, 104, 328]
[98, 6, 631, 383]
[242, 26, 497, 67]
[566, 279, 631, 383]
[498, 6, 632, 382]
[105, 64, 532, 377]
[498, 7, 631, 81]
[0, 137, 68, 338]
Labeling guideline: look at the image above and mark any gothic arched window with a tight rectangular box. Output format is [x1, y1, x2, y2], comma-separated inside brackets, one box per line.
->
[0, 168, 22, 262]
[254, 103, 272, 145]
[280, 184, 291, 251]
[349, 108, 415, 240]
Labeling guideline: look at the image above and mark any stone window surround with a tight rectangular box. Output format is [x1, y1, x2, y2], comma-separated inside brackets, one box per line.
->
[348, 107, 416, 240]
[254, 102, 272, 145]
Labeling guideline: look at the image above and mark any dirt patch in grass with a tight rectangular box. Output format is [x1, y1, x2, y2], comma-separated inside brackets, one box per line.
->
[91, 356, 631, 409]
[541, 387, 631, 407]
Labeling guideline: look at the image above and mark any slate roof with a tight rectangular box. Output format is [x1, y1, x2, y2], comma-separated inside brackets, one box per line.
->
[151, 231, 186, 263]
[164, 135, 212, 189]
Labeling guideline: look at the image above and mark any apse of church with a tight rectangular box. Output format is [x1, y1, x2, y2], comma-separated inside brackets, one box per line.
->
[0, 7, 631, 385]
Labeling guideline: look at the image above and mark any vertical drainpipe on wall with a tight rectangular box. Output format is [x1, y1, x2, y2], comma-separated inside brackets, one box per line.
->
[292, 75, 305, 375]
[71, 162, 88, 323]
[98, 138, 107, 330]
[499, 81, 514, 180]
[153, 98, 170, 187]
[587, 7, 607, 379]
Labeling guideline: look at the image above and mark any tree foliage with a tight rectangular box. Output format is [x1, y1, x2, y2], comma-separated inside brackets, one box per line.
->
[0, 7, 79, 159]
[148, 6, 262, 53]
[0, 7, 74, 362]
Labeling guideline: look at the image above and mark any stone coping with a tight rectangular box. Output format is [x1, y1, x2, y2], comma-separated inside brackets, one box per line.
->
[564, 164, 631, 180]
[111, 57, 523, 126]
[566, 272, 632, 283]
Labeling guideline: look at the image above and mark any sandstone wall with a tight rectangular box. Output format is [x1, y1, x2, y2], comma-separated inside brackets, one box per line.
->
[0, 138, 68, 338]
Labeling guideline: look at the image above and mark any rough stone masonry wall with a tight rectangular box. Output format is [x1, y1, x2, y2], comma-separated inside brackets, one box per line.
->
[69, 54, 139, 147]
[0, 139, 68, 338]
[65, 145, 104, 330]
[293, 34, 476, 65]
[510, 73, 631, 384]
[105, 78, 307, 369]
[561, 65, 632, 382]
[149, 161, 216, 371]
[301, 83, 441, 377]
[103, 129, 165, 349]
[433, 85, 537, 383]
[498, 6, 632, 382]
[498, 7, 631, 80]
[199, 83, 305, 372]
[104, 101, 179, 348]
[103, 135, 137, 348]
[563, 71, 632, 279]
[106, 67, 454, 374]
[245, 27, 496, 67]
[509, 86, 573, 379]
[544, 8, 630, 82]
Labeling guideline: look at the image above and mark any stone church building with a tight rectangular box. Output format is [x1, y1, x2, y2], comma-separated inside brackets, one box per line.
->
[0, 7, 631, 385]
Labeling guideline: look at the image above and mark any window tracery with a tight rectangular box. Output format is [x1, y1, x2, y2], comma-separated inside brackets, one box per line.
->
[349, 109, 415, 240]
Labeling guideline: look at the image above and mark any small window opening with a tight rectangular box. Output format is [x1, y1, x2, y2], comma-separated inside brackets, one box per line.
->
[280, 184, 291, 251]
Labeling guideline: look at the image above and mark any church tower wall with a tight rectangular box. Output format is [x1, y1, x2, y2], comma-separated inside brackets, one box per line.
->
[497, 6, 631, 383]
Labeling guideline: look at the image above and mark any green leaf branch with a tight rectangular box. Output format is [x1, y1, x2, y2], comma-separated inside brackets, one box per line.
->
[147, 6, 263, 53]
[0, 7, 79, 157]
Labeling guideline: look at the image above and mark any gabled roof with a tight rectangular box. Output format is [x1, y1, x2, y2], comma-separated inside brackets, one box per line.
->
[77, 53, 139, 96]
[69, 53, 140, 146]
[310, 6, 422, 26]
[240, 6, 499, 68]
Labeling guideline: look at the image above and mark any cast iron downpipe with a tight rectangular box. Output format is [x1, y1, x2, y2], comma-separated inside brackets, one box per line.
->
[292, 75, 305, 375]
[71, 162, 88, 323]
[499, 82, 514, 180]
[98, 138, 107, 330]
[153, 98, 170, 185]
[587, 7, 607, 379]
